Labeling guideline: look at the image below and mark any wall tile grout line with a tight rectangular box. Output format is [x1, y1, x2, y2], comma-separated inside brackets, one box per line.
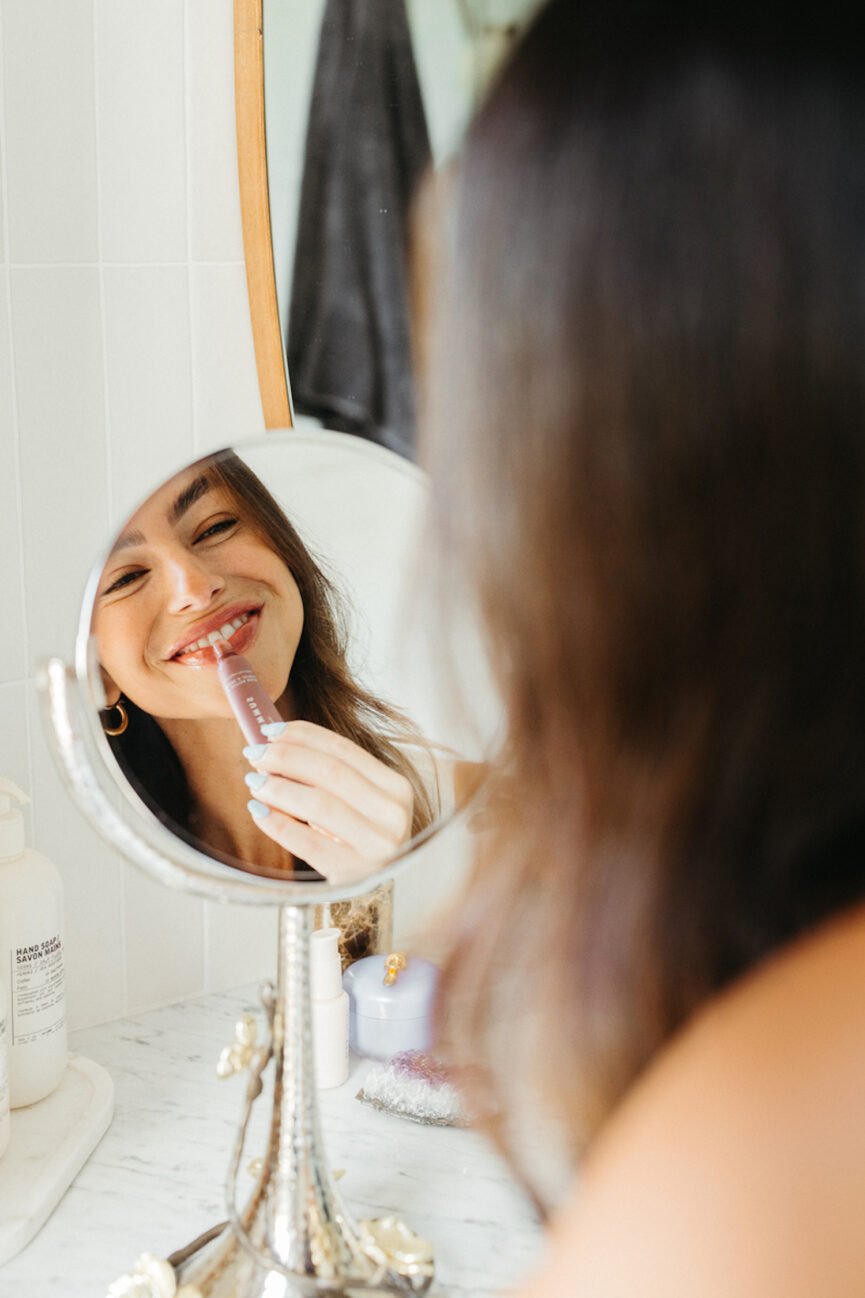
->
[0, 4, 5, 268]
[0, 0, 36, 831]
[92, 0, 130, 1017]
[184, 0, 210, 990]
[185, 0, 204, 465]
[6, 259, 245, 269]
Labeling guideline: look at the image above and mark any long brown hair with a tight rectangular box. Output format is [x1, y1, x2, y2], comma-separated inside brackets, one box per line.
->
[421, 0, 865, 1178]
[110, 450, 436, 858]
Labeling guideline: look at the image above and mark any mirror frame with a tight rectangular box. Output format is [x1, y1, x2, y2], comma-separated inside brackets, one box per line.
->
[46, 431, 464, 909]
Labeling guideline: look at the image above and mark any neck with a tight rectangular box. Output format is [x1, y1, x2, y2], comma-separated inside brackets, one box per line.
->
[158, 692, 296, 871]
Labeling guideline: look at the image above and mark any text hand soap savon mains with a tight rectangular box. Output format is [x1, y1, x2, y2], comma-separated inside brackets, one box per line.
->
[0, 779, 67, 1108]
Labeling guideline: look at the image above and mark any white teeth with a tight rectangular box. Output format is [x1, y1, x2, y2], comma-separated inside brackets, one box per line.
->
[177, 612, 254, 657]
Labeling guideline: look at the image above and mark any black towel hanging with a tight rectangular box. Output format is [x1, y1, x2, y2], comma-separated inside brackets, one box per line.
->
[287, 0, 432, 460]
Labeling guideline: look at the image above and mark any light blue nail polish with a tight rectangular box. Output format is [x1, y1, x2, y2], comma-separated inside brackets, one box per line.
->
[247, 798, 270, 819]
[260, 721, 287, 738]
[244, 771, 267, 791]
[243, 744, 267, 762]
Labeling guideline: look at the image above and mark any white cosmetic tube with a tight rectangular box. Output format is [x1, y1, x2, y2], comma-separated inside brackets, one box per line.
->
[310, 928, 349, 1088]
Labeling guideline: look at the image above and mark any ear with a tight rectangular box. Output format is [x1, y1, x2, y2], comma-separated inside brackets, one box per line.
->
[99, 666, 121, 710]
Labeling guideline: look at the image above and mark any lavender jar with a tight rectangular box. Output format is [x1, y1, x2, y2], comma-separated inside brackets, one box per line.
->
[342, 953, 439, 1061]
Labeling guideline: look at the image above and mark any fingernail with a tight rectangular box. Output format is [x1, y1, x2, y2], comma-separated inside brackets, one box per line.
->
[244, 771, 267, 792]
[260, 721, 287, 738]
[243, 744, 267, 762]
[247, 799, 270, 819]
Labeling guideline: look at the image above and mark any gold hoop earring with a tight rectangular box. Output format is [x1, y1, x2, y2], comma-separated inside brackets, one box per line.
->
[102, 700, 128, 737]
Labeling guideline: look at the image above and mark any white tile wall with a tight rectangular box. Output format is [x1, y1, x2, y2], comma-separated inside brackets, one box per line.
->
[0, 80, 5, 259]
[0, 0, 266, 1030]
[102, 265, 194, 525]
[95, 0, 187, 264]
[10, 266, 109, 663]
[0, 681, 31, 834]
[0, 271, 27, 682]
[187, 0, 245, 263]
[203, 901, 279, 994]
[190, 262, 264, 454]
[123, 864, 204, 1015]
[1, 0, 98, 264]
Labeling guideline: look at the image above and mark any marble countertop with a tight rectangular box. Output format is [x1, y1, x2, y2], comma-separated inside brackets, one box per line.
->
[1, 983, 544, 1297]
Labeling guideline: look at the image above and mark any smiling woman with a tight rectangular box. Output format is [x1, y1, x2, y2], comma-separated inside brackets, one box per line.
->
[91, 451, 437, 886]
[96, 467, 304, 724]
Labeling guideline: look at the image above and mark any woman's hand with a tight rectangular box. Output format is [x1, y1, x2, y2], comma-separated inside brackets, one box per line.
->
[242, 720, 414, 884]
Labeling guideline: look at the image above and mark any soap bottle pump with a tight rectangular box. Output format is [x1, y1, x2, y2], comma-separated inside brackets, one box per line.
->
[310, 927, 349, 1088]
[0, 778, 68, 1107]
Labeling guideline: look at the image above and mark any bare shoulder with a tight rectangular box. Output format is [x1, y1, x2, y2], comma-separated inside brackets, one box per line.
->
[520, 904, 865, 1298]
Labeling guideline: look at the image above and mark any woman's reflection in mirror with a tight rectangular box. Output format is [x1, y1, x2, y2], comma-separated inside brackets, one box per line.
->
[92, 452, 436, 884]
[421, 1, 865, 1293]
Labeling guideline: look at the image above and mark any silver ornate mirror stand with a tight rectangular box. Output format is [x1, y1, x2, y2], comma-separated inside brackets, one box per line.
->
[42, 660, 434, 1298]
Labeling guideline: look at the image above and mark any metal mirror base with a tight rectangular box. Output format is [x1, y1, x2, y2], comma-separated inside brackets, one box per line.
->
[168, 907, 432, 1298]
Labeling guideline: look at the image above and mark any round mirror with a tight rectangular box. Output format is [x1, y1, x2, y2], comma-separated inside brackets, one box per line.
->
[59, 429, 499, 909]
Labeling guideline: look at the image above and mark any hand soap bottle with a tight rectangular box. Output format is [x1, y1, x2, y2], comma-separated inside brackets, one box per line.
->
[0, 778, 67, 1107]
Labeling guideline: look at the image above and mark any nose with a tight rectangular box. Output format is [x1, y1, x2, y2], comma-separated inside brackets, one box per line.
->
[163, 550, 225, 614]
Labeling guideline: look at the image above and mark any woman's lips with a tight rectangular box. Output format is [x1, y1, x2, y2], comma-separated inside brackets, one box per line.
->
[172, 609, 260, 666]
[167, 603, 260, 657]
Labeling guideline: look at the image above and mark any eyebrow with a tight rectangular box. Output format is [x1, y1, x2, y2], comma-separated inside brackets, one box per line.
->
[109, 474, 212, 555]
[169, 473, 211, 523]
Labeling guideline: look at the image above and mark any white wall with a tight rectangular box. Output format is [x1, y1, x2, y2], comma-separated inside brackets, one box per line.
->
[0, 0, 274, 1031]
[0, 0, 496, 1034]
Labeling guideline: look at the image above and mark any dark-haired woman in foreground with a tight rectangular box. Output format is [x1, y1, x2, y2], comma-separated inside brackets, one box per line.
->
[422, 3, 865, 1292]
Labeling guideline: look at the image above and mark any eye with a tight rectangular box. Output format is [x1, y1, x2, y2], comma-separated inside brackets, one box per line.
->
[195, 516, 238, 543]
[102, 568, 147, 596]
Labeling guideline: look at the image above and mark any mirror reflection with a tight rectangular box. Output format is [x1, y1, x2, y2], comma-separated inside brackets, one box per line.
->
[263, 0, 543, 456]
[87, 438, 473, 887]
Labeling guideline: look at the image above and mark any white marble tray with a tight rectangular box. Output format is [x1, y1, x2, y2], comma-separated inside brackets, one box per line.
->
[0, 1055, 114, 1265]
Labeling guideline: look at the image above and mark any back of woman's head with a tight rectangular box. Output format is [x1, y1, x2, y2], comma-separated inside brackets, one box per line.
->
[422, 1, 865, 1166]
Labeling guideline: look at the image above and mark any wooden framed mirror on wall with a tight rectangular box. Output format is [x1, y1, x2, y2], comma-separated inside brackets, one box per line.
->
[234, 0, 293, 429]
[233, 0, 543, 442]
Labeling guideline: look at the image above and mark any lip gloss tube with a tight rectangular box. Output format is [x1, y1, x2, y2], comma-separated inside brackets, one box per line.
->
[213, 638, 282, 744]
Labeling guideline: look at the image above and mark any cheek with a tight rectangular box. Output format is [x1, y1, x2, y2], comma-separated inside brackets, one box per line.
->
[93, 604, 152, 692]
[92, 613, 128, 686]
[287, 581, 304, 642]
[257, 581, 304, 701]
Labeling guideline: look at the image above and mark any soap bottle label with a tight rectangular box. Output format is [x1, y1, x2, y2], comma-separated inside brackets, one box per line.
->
[10, 933, 66, 1045]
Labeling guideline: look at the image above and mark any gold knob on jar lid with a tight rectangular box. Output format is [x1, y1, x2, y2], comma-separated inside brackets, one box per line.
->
[382, 952, 408, 985]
